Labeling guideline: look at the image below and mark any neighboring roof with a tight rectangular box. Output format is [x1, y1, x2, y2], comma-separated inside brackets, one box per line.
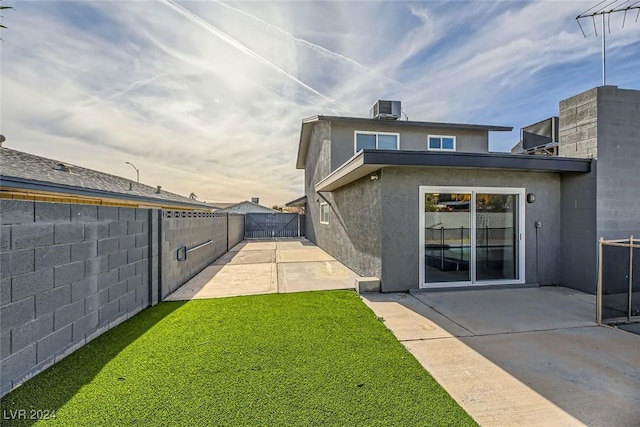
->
[285, 195, 306, 207]
[296, 115, 513, 169]
[215, 200, 277, 213]
[315, 149, 592, 192]
[206, 202, 239, 209]
[0, 147, 211, 210]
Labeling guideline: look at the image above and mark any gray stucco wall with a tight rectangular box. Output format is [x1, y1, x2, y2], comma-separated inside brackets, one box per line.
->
[330, 122, 488, 171]
[560, 170, 597, 293]
[304, 121, 332, 244]
[304, 121, 382, 278]
[0, 200, 245, 396]
[379, 167, 562, 292]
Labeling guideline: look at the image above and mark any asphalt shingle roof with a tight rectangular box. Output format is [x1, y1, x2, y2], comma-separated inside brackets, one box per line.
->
[0, 147, 210, 209]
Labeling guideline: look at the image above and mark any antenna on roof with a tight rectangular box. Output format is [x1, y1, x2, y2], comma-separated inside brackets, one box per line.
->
[576, 0, 640, 86]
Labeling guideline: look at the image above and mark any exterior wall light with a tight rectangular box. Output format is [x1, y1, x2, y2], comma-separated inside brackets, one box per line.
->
[527, 193, 536, 203]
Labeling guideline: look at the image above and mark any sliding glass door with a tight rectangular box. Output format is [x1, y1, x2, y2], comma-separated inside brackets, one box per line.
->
[420, 187, 524, 287]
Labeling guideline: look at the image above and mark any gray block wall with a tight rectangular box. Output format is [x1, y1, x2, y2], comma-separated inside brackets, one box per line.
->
[159, 211, 228, 299]
[0, 201, 151, 396]
[559, 86, 640, 293]
[0, 201, 245, 397]
[228, 214, 245, 249]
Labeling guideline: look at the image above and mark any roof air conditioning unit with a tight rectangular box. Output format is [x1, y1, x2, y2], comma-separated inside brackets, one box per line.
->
[370, 100, 401, 120]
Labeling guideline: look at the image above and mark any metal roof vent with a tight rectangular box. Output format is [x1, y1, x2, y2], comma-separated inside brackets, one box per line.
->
[56, 163, 73, 172]
[370, 100, 401, 120]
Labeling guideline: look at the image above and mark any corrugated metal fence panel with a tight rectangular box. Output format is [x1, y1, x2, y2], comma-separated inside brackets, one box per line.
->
[245, 213, 300, 238]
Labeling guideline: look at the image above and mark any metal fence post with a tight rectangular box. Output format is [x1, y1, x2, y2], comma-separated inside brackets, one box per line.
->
[597, 237, 603, 325]
[628, 235, 634, 322]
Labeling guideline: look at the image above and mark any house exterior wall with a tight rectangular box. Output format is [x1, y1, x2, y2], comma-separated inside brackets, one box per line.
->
[559, 86, 640, 293]
[560, 170, 597, 293]
[379, 167, 562, 292]
[304, 121, 332, 244]
[330, 122, 489, 171]
[304, 121, 382, 278]
[0, 200, 245, 397]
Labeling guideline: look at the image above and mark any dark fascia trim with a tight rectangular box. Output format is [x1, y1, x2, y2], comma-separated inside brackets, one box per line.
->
[0, 176, 210, 210]
[295, 115, 513, 169]
[315, 150, 592, 192]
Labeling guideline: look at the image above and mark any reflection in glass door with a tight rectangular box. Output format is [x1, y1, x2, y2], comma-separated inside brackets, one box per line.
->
[421, 187, 524, 287]
[424, 193, 471, 283]
[475, 194, 517, 281]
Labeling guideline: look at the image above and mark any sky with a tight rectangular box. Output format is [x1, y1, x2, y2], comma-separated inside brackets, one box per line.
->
[1, 1, 639, 208]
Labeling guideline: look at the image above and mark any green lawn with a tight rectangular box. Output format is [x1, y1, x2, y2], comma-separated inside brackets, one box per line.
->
[1, 291, 475, 426]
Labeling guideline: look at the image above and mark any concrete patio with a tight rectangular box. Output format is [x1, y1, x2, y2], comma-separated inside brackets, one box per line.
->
[165, 238, 357, 300]
[362, 287, 640, 427]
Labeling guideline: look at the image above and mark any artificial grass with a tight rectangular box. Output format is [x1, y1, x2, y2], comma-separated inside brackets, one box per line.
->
[0, 291, 476, 426]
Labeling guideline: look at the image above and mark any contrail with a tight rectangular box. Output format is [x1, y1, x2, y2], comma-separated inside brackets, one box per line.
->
[210, 0, 406, 89]
[44, 73, 168, 124]
[159, 0, 340, 108]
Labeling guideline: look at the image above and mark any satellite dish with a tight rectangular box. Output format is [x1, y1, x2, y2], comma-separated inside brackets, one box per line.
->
[0, 135, 5, 143]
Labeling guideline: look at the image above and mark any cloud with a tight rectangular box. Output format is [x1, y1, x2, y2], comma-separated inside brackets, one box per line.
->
[1, 0, 639, 207]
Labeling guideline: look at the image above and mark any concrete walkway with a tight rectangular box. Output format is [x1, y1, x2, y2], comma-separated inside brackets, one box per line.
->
[362, 287, 640, 427]
[165, 238, 357, 300]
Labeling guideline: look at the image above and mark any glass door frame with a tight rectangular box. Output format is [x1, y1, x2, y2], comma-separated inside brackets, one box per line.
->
[419, 186, 526, 288]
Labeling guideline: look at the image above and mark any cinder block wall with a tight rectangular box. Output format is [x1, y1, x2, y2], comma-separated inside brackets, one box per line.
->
[558, 86, 640, 293]
[0, 200, 245, 396]
[0, 200, 152, 396]
[160, 212, 228, 299]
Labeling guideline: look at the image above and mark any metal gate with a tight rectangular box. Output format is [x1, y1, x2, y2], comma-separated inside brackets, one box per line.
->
[245, 213, 301, 238]
[597, 236, 640, 325]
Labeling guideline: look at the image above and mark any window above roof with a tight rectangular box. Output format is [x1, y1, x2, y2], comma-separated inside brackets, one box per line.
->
[428, 135, 456, 151]
[354, 131, 399, 153]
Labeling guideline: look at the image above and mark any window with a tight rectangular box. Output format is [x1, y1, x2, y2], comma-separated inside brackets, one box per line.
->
[355, 131, 399, 153]
[320, 202, 329, 224]
[428, 135, 456, 151]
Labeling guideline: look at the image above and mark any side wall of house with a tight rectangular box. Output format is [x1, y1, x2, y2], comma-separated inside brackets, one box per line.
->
[380, 167, 562, 292]
[560, 170, 598, 293]
[0, 200, 244, 396]
[305, 122, 382, 278]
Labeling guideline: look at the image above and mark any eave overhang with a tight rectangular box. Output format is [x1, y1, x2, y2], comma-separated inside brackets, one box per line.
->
[315, 150, 592, 192]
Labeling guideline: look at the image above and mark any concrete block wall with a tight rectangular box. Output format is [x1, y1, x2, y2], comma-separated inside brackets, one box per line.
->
[558, 86, 640, 293]
[159, 211, 228, 299]
[0, 201, 245, 396]
[0, 200, 151, 396]
[228, 214, 244, 249]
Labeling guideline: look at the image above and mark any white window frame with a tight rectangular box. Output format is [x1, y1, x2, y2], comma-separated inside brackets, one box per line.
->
[427, 134, 456, 152]
[418, 186, 525, 289]
[319, 202, 329, 224]
[354, 131, 400, 154]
